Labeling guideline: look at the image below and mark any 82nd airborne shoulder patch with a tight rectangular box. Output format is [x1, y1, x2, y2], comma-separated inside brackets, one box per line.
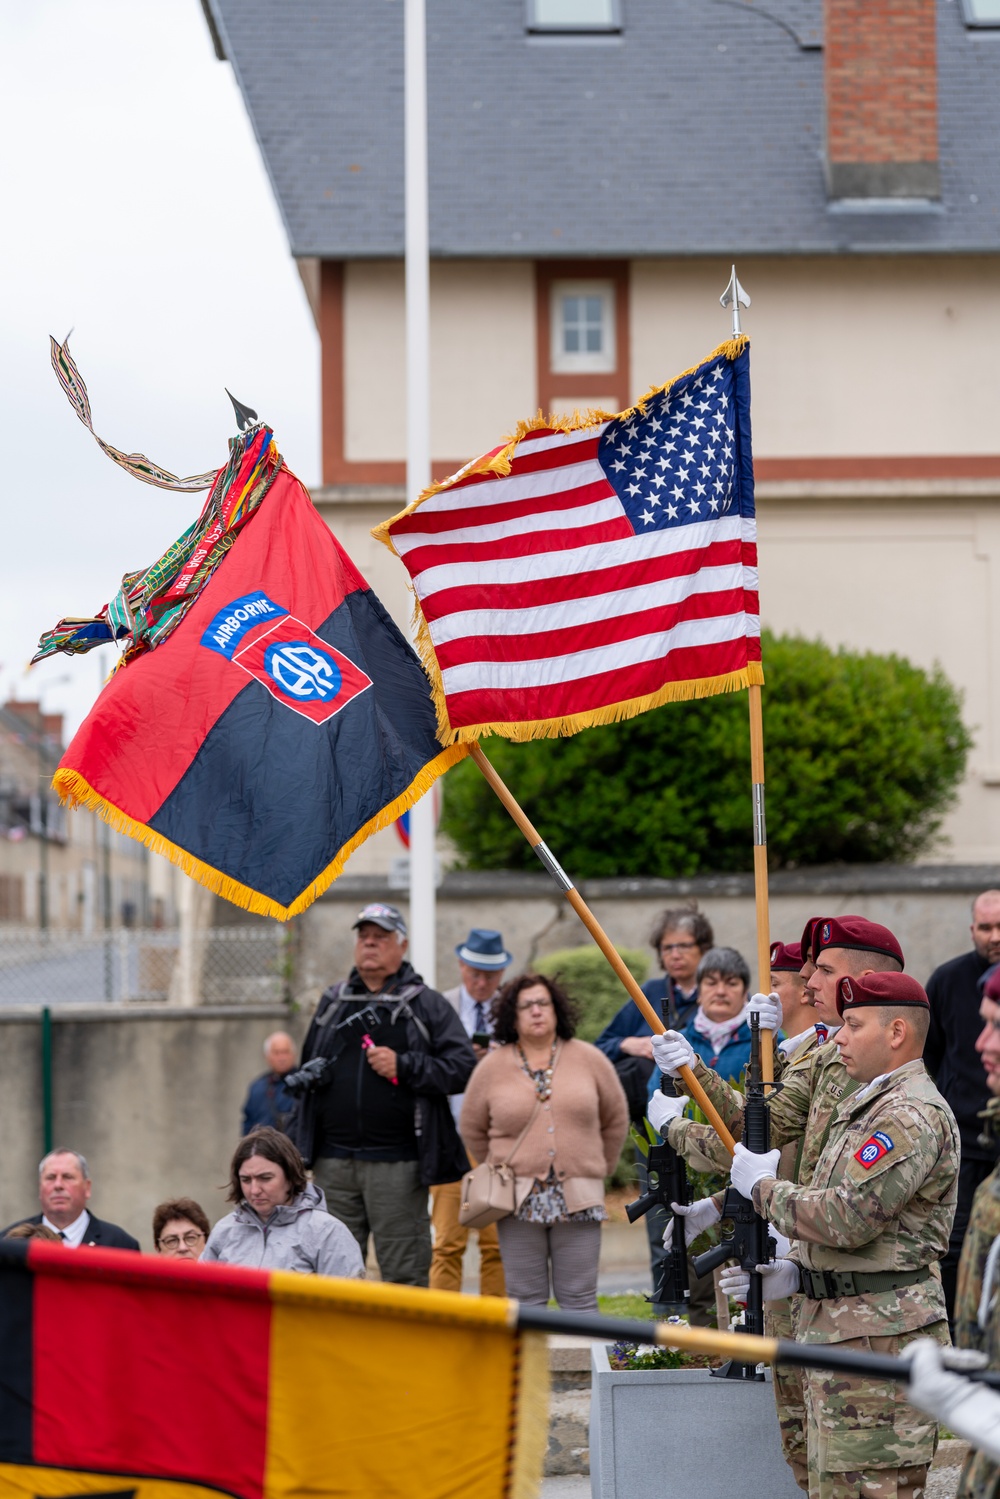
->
[855, 1130, 894, 1168]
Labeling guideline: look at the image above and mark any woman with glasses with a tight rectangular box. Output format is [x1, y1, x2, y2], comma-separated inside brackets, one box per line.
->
[460, 973, 628, 1311]
[152, 1198, 210, 1260]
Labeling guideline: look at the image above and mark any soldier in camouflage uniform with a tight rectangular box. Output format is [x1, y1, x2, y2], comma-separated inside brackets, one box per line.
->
[729, 969, 959, 1499]
[657, 917, 906, 1494]
[952, 976, 1000, 1499]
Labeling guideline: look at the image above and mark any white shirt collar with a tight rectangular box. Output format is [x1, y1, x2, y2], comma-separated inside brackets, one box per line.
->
[778, 1021, 840, 1060]
[43, 1209, 90, 1247]
[458, 982, 495, 1038]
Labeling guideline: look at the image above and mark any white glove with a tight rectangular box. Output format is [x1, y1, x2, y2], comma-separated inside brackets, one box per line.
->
[730, 1142, 781, 1198]
[718, 1264, 750, 1303]
[718, 1249, 800, 1305]
[651, 1029, 696, 1077]
[747, 991, 783, 1032]
[646, 1091, 689, 1133]
[904, 1340, 1000, 1463]
[662, 1195, 721, 1250]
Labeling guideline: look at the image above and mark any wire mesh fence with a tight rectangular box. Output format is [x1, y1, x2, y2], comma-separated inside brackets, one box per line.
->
[0, 926, 289, 1006]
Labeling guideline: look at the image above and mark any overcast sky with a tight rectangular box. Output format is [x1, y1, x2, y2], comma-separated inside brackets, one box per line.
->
[0, 0, 319, 738]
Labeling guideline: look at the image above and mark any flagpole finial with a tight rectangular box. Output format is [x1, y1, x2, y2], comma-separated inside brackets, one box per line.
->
[720, 264, 751, 338]
[225, 389, 259, 433]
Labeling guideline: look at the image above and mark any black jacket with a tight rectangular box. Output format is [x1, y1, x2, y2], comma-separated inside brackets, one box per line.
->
[925, 948, 999, 1161]
[288, 961, 476, 1186]
[4, 1211, 140, 1250]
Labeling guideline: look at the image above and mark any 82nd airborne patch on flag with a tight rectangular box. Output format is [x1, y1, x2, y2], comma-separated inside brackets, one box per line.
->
[855, 1130, 894, 1168]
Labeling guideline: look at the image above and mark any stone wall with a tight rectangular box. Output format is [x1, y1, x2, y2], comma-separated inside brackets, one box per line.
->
[295, 864, 1000, 1006]
[0, 1004, 306, 1247]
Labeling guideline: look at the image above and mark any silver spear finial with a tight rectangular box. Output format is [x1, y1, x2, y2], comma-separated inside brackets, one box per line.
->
[720, 265, 750, 337]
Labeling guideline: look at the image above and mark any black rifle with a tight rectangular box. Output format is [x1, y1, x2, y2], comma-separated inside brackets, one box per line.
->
[692, 1010, 777, 1380]
[625, 1079, 691, 1314]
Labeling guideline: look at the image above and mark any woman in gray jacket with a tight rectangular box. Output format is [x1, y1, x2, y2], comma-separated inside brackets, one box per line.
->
[202, 1127, 364, 1278]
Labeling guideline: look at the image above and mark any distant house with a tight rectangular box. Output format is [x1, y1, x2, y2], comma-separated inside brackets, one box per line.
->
[204, 0, 1000, 862]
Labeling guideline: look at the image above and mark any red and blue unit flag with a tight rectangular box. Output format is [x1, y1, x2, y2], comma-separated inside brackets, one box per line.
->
[374, 337, 761, 742]
[47, 456, 467, 920]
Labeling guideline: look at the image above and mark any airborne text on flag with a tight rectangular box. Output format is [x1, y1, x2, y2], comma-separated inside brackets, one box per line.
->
[377, 337, 760, 741]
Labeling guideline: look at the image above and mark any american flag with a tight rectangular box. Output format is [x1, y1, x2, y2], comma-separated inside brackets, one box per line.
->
[377, 339, 761, 741]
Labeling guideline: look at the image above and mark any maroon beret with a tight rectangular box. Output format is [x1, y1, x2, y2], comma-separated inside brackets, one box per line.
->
[983, 966, 1000, 1001]
[799, 917, 826, 964]
[836, 971, 928, 1016]
[770, 940, 804, 971]
[814, 916, 904, 970]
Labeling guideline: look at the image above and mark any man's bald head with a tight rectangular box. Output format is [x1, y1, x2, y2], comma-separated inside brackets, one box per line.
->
[972, 891, 1000, 965]
[264, 1032, 297, 1076]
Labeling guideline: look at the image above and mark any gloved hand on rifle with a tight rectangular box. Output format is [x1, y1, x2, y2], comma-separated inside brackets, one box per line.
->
[746, 991, 783, 1031]
[662, 1194, 722, 1251]
[730, 1141, 782, 1198]
[718, 1232, 797, 1304]
[651, 1030, 696, 1077]
[646, 1090, 689, 1134]
[903, 1340, 1000, 1463]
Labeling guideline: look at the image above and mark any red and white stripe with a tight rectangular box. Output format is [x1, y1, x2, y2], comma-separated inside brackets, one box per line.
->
[389, 424, 759, 732]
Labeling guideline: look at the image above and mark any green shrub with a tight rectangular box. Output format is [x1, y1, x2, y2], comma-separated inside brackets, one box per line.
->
[440, 631, 972, 876]
[534, 944, 650, 1042]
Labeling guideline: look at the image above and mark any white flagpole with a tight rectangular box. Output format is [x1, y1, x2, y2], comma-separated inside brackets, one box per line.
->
[404, 0, 437, 985]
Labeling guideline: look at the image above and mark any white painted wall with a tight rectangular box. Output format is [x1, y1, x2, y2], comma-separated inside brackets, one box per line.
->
[631, 256, 1000, 456]
[344, 259, 536, 462]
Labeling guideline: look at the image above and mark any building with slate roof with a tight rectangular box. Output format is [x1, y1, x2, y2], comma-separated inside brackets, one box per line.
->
[203, 0, 1000, 862]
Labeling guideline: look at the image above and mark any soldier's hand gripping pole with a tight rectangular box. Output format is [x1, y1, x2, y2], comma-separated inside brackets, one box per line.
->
[692, 1010, 777, 1379]
[469, 743, 736, 1154]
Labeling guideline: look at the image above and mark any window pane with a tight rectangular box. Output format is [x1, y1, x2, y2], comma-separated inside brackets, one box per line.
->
[584, 296, 603, 323]
[965, 0, 1000, 19]
[565, 328, 580, 352]
[585, 328, 602, 352]
[530, 0, 617, 27]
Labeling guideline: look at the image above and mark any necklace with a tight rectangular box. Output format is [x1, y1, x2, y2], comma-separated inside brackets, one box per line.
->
[517, 1039, 558, 1101]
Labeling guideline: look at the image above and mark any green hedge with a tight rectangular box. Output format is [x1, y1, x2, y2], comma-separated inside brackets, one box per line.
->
[440, 631, 972, 877]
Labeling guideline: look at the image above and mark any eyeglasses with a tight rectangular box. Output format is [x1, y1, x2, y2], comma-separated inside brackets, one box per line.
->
[517, 999, 554, 1012]
[660, 941, 698, 953]
[158, 1230, 205, 1250]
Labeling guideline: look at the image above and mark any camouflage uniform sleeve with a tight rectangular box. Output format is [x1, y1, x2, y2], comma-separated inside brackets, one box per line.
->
[667, 1118, 732, 1174]
[755, 1112, 923, 1247]
[764, 1052, 820, 1149]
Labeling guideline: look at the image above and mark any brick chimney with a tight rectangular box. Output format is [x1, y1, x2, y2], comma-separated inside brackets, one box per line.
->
[825, 0, 939, 200]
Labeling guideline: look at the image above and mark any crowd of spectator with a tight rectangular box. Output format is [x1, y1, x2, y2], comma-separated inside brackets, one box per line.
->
[2, 893, 997, 1340]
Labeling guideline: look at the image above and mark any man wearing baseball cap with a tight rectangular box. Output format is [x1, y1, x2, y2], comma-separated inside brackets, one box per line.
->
[726, 969, 958, 1499]
[287, 902, 476, 1286]
[429, 929, 513, 1297]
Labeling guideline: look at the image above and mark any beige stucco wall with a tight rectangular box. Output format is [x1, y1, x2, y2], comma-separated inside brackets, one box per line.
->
[630, 256, 1000, 456]
[344, 259, 536, 462]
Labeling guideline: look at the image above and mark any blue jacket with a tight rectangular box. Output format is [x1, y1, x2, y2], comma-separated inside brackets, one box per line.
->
[242, 1071, 296, 1135]
[683, 1018, 753, 1085]
[594, 976, 700, 1062]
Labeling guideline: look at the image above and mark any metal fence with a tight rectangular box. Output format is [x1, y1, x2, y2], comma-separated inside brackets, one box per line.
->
[0, 926, 288, 1006]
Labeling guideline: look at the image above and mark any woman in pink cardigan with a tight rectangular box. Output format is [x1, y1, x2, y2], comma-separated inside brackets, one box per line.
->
[460, 972, 629, 1310]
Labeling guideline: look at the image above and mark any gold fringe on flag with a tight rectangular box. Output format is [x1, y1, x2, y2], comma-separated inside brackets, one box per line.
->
[53, 743, 470, 922]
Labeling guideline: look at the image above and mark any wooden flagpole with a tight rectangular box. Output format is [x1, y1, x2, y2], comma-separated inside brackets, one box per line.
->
[469, 742, 737, 1155]
[721, 266, 773, 1083]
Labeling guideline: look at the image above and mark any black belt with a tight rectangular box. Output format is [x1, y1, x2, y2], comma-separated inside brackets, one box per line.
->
[800, 1265, 932, 1300]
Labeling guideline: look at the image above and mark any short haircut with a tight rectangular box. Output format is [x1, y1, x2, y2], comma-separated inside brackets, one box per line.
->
[152, 1197, 211, 1245]
[650, 903, 714, 956]
[876, 1005, 931, 1047]
[263, 1031, 293, 1060]
[491, 972, 578, 1045]
[3, 1222, 62, 1242]
[843, 948, 903, 976]
[227, 1127, 308, 1204]
[39, 1148, 89, 1180]
[696, 946, 751, 990]
[972, 890, 1000, 918]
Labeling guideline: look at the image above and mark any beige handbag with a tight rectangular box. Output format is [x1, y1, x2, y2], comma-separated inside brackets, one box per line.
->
[458, 1101, 541, 1229]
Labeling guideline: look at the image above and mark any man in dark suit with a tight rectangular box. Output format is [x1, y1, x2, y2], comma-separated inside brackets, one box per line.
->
[3, 1147, 140, 1250]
